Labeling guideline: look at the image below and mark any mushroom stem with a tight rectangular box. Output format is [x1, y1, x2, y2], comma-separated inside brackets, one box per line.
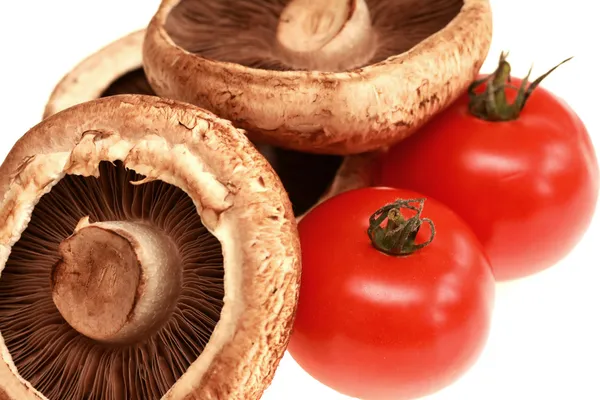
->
[276, 0, 376, 71]
[51, 217, 182, 344]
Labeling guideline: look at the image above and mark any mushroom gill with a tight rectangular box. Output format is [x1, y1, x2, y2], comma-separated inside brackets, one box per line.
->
[0, 160, 223, 399]
[164, 0, 464, 71]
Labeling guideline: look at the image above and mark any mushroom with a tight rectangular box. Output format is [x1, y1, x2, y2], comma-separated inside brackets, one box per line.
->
[43, 31, 375, 217]
[143, 0, 493, 154]
[0, 95, 300, 399]
[44, 30, 152, 118]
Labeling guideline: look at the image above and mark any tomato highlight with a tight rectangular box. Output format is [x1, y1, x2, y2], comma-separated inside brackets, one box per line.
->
[289, 187, 495, 400]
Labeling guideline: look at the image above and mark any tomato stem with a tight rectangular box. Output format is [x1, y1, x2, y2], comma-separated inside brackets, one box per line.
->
[468, 52, 572, 121]
[367, 198, 435, 256]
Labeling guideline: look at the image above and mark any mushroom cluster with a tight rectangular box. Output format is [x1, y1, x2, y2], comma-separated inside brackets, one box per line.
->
[1, 0, 493, 399]
[43, 29, 375, 217]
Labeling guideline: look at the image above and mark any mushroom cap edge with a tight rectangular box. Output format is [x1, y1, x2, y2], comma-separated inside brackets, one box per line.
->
[142, 0, 493, 154]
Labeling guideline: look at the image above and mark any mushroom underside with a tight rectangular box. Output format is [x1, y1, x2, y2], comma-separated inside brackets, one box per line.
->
[0, 161, 224, 400]
[100, 68, 155, 97]
[99, 72, 344, 216]
[163, 0, 464, 71]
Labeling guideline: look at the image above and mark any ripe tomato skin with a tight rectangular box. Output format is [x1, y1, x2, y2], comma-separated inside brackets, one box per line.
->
[289, 187, 495, 400]
[374, 78, 599, 281]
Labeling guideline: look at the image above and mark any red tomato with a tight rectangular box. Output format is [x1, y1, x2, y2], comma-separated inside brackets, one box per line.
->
[374, 71, 599, 281]
[289, 187, 495, 400]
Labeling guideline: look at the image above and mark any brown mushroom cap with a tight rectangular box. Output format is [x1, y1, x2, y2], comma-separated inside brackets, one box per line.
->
[43, 30, 149, 119]
[44, 31, 373, 217]
[143, 0, 493, 154]
[0, 95, 301, 399]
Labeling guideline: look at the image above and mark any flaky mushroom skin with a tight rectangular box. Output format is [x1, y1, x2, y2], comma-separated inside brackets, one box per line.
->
[0, 95, 301, 400]
[43, 30, 146, 119]
[143, 0, 493, 155]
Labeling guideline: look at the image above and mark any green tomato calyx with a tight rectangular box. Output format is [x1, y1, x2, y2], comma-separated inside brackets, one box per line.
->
[468, 51, 572, 122]
[367, 198, 435, 256]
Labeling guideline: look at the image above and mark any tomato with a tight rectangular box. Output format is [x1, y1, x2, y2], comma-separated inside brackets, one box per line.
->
[289, 187, 495, 400]
[374, 58, 599, 281]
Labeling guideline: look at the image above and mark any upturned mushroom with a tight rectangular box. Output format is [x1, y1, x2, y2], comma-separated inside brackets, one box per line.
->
[0, 95, 300, 399]
[143, 0, 493, 154]
[43, 31, 375, 217]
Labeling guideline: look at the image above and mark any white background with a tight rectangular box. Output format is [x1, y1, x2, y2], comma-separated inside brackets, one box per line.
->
[0, 1, 598, 399]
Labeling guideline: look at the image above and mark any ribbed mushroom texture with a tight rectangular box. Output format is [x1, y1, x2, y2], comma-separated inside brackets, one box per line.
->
[0, 161, 222, 399]
[143, 0, 493, 154]
[0, 95, 301, 400]
[165, 0, 464, 71]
